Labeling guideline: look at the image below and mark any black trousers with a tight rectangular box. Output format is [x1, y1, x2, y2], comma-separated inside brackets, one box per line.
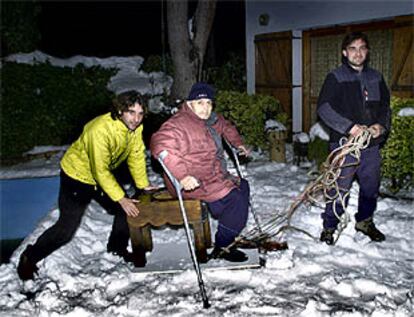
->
[26, 171, 129, 264]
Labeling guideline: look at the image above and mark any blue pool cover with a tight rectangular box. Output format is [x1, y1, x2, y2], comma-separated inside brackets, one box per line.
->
[0, 176, 60, 240]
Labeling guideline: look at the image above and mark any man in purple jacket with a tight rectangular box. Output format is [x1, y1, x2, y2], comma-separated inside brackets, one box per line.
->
[317, 32, 391, 245]
[151, 82, 250, 262]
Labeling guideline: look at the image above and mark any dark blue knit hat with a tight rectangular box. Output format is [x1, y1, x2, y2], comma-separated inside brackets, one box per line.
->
[187, 82, 215, 101]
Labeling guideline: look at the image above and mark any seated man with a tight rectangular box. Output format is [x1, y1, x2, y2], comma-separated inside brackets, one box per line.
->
[150, 82, 250, 262]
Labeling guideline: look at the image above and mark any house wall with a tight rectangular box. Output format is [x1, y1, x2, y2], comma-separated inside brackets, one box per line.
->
[245, 0, 414, 132]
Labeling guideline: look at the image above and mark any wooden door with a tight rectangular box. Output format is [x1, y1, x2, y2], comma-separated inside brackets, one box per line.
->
[391, 16, 414, 98]
[255, 31, 292, 132]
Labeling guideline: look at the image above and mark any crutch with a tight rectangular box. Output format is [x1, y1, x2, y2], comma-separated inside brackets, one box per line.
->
[158, 150, 210, 309]
[225, 141, 263, 234]
[225, 141, 269, 266]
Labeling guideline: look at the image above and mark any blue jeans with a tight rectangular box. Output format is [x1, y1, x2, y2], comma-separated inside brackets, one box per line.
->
[322, 144, 382, 229]
[207, 179, 250, 248]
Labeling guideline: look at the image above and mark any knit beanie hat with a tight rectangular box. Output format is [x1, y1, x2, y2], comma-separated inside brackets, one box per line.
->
[187, 82, 215, 101]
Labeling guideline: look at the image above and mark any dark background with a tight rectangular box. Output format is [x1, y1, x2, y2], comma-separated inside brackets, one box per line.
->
[38, 1, 245, 63]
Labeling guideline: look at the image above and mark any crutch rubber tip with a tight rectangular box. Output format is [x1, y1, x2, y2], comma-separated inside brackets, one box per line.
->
[203, 300, 211, 309]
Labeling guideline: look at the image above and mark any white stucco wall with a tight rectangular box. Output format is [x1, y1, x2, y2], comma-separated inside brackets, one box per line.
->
[245, 0, 414, 132]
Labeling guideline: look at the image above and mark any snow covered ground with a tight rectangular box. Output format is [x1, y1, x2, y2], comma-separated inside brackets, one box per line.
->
[0, 148, 413, 317]
[1, 51, 413, 316]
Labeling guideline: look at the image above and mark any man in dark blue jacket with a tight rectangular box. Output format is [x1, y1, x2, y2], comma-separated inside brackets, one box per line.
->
[317, 32, 391, 245]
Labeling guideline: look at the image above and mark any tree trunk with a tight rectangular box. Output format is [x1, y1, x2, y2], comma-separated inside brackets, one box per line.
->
[167, 0, 216, 101]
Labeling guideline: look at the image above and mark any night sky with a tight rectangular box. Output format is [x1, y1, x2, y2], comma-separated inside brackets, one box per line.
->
[38, 1, 245, 62]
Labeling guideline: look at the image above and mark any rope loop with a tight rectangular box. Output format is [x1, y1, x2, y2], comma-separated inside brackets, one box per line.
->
[230, 127, 374, 249]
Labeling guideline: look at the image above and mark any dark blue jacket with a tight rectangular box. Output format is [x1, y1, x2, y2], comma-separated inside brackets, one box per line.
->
[317, 62, 391, 146]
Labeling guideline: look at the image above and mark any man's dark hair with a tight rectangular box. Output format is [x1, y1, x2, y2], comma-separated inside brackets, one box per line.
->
[111, 90, 146, 119]
[341, 31, 370, 51]
[341, 31, 370, 65]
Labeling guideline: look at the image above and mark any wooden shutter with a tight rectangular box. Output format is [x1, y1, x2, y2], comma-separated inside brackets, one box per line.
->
[255, 31, 292, 132]
[391, 16, 414, 97]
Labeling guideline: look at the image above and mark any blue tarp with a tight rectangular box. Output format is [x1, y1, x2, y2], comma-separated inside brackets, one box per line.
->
[0, 176, 60, 240]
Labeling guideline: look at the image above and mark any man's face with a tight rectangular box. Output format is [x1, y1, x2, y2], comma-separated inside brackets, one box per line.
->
[120, 103, 144, 131]
[342, 38, 368, 69]
[188, 98, 213, 120]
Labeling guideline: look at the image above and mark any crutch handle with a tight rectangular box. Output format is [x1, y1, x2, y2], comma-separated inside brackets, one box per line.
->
[158, 149, 168, 161]
[158, 150, 181, 189]
[224, 140, 245, 179]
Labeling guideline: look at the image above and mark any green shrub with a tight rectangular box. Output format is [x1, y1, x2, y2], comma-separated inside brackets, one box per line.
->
[381, 97, 414, 192]
[215, 91, 285, 149]
[1, 62, 116, 161]
[204, 52, 246, 92]
[141, 54, 174, 76]
[308, 137, 329, 169]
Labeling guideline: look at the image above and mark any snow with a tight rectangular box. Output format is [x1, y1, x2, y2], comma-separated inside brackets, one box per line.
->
[1, 53, 413, 316]
[1, 149, 413, 316]
[3, 51, 173, 113]
[4, 50, 145, 73]
[293, 132, 310, 143]
[0, 145, 68, 179]
[265, 119, 287, 132]
[397, 107, 414, 117]
[309, 122, 330, 141]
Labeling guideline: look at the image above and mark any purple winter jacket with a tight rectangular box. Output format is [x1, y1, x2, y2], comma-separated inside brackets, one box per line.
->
[150, 103, 244, 202]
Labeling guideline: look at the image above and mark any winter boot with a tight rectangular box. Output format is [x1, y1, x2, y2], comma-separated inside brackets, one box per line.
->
[355, 218, 385, 242]
[210, 246, 248, 262]
[17, 245, 39, 281]
[107, 245, 136, 264]
[320, 228, 335, 245]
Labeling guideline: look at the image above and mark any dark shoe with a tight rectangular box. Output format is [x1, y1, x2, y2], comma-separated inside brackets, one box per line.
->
[320, 228, 335, 245]
[17, 245, 39, 281]
[355, 218, 385, 242]
[107, 246, 135, 264]
[131, 249, 147, 268]
[210, 246, 248, 262]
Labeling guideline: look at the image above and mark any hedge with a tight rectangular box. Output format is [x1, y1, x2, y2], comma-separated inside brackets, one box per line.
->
[381, 97, 414, 192]
[1, 62, 116, 161]
[215, 91, 286, 150]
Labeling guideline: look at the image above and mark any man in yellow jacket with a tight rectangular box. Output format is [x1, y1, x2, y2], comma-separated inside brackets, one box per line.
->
[17, 91, 156, 281]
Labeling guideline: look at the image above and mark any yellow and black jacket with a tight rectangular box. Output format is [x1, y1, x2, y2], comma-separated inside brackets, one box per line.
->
[61, 113, 149, 201]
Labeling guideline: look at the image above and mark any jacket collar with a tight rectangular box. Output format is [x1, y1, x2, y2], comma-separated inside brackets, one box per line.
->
[111, 113, 136, 134]
[342, 60, 368, 74]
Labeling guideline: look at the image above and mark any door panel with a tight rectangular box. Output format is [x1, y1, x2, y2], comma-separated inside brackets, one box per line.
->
[392, 16, 414, 97]
[255, 31, 292, 131]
